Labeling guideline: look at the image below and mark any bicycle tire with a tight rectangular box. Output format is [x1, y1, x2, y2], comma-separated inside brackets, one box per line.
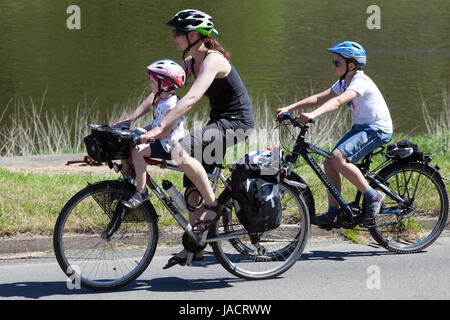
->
[211, 181, 310, 280]
[53, 180, 158, 291]
[369, 162, 449, 254]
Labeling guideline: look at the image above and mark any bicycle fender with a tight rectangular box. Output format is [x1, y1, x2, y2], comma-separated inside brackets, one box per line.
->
[426, 162, 450, 182]
[142, 200, 159, 221]
[285, 172, 316, 219]
[283, 179, 307, 189]
[87, 179, 159, 221]
[377, 162, 448, 183]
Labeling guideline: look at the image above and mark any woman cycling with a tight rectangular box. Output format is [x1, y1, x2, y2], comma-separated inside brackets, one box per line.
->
[143, 9, 254, 268]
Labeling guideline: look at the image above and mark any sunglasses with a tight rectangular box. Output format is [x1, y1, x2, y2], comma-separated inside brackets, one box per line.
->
[172, 29, 186, 37]
[332, 60, 342, 67]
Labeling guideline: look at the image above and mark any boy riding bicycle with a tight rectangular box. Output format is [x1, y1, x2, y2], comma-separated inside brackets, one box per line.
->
[277, 41, 393, 225]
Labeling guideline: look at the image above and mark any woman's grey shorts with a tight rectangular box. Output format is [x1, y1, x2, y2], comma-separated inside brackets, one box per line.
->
[178, 118, 253, 187]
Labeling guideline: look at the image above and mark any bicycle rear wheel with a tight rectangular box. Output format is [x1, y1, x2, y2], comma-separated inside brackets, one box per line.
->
[211, 181, 309, 280]
[53, 180, 158, 291]
[369, 163, 449, 253]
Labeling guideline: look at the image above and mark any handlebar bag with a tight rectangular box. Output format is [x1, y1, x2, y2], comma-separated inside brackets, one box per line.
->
[230, 147, 283, 234]
[84, 125, 136, 162]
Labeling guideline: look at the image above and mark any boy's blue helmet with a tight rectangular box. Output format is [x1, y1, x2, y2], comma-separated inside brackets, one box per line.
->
[328, 41, 367, 66]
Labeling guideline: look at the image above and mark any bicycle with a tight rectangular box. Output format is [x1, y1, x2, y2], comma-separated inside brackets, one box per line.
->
[277, 112, 449, 254]
[53, 127, 310, 291]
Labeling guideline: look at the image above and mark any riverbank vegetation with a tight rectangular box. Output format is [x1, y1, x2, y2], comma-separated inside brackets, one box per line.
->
[2, 88, 447, 157]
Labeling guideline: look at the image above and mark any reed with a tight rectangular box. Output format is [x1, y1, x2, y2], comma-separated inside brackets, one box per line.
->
[0, 91, 350, 157]
[0, 89, 448, 158]
[419, 87, 450, 155]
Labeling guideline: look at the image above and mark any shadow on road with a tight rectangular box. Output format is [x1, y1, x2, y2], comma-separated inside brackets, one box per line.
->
[300, 248, 399, 261]
[0, 281, 93, 299]
[0, 277, 242, 299]
[0, 244, 415, 298]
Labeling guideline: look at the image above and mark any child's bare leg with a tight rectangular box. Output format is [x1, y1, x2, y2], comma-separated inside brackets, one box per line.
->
[328, 149, 369, 193]
[120, 157, 133, 175]
[131, 144, 151, 193]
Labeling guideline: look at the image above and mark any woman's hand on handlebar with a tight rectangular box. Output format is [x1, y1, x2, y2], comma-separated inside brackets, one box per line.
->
[139, 132, 155, 145]
[111, 119, 132, 129]
[276, 107, 290, 119]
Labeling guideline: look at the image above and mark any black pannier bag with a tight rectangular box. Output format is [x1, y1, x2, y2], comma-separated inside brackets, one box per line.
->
[386, 139, 423, 162]
[84, 125, 136, 162]
[230, 147, 283, 234]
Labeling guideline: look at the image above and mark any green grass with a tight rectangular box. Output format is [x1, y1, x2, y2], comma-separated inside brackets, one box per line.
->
[0, 168, 189, 236]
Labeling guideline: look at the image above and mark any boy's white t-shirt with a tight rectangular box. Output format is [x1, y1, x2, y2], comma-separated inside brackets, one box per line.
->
[150, 94, 185, 153]
[331, 71, 393, 133]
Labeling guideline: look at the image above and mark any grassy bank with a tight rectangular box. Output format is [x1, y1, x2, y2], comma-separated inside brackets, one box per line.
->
[0, 168, 188, 236]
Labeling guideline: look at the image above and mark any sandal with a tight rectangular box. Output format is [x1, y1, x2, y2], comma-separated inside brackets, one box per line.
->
[123, 190, 149, 209]
[192, 202, 225, 232]
[163, 254, 204, 269]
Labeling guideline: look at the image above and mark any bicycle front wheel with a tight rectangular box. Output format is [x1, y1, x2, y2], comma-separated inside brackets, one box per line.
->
[369, 163, 449, 253]
[53, 180, 158, 291]
[211, 181, 310, 280]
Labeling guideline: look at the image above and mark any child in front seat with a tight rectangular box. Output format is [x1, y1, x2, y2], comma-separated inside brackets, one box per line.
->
[114, 59, 186, 208]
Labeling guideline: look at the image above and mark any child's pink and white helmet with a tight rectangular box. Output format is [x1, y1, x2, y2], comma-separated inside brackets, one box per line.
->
[146, 59, 186, 91]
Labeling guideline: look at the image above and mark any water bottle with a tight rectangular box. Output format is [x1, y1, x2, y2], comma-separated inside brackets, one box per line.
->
[162, 180, 188, 213]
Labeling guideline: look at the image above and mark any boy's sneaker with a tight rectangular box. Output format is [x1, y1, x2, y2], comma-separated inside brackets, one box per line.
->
[363, 191, 386, 223]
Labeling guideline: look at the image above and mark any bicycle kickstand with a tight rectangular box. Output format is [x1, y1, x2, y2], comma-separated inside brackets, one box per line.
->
[185, 231, 208, 266]
[185, 252, 195, 266]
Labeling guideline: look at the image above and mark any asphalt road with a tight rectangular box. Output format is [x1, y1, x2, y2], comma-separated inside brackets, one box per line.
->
[0, 236, 448, 301]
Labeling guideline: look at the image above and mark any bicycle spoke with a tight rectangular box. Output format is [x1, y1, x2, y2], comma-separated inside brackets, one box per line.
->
[54, 180, 158, 290]
[212, 182, 309, 279]
[370, 163, 448, 253]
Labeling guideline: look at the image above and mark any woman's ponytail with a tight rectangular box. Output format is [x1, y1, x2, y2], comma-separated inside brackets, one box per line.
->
[203, 37, 231, 60]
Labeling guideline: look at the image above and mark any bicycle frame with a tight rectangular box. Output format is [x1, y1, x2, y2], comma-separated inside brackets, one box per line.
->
[284, 123, 410, 218]
[135, 158, 246, 248]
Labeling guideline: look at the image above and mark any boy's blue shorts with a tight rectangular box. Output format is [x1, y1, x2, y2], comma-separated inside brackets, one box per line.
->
[333, 125, 392, 163]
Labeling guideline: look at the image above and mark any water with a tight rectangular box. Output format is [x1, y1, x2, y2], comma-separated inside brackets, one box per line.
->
[0, 0, 448, 134]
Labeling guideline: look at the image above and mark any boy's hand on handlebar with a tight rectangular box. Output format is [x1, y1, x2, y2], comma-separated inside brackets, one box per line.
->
[297, 113, 315, 125]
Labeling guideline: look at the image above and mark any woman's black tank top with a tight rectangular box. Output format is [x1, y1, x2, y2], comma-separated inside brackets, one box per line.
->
[191, 52, 254, 128]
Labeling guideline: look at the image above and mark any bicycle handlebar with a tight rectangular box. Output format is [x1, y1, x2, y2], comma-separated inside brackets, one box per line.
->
[278, 112, 315, 126]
